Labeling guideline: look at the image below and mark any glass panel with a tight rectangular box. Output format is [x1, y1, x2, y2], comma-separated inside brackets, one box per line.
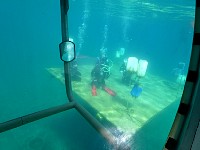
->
[48, 0, 196, 149]
[0, 109, 111, 150]
[0, 1, 67, 122]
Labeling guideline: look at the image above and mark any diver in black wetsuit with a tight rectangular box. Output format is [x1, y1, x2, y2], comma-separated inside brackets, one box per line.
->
[70, 60, 81, 81]
[120, 58, 134, 86]
[91, 48, 116, 96]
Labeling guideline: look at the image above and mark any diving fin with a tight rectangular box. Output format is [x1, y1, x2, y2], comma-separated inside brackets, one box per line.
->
[92, 86, 97, 96]
[103, 87, 116, 96]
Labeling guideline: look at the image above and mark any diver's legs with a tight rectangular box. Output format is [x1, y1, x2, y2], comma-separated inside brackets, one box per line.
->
[91, 79, 98, 96]
[92, 85, 97, 96]
[102, 86, 116, 96]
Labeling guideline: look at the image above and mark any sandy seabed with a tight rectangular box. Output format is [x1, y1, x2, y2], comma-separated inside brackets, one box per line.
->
[47, 58, 183, 135]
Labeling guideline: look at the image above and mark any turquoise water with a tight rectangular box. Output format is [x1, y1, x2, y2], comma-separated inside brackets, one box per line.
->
[68, 0, 195, 78]
[0, 0, 195, 149]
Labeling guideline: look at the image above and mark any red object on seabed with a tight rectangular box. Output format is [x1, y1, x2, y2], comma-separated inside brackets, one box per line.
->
[92, 86, 97, 96]
[103, 87, 116, 96]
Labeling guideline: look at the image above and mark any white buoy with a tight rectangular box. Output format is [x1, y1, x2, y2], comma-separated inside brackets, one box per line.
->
[137, 60, 148, 77]
[126, 57, 138, 72]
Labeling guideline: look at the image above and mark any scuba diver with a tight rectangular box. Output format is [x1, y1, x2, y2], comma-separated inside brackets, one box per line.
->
[120, 57, 148, 98]
[70, 60, 81, 81]
[91, 48, 116, 96]
[120, 58, 135, 86]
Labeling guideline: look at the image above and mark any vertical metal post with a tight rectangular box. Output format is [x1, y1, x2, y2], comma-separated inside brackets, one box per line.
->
[59, 1, 118, 148]
[60, 0, 74, 102]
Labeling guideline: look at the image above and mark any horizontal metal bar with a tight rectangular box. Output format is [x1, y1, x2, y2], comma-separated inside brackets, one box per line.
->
[0, 102, 75, 133]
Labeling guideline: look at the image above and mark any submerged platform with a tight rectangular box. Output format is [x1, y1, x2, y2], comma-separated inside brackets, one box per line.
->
[46, 60, 183, 135]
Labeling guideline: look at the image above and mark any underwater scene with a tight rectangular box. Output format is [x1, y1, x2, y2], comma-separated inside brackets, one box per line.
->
[0, 0, 195, 150]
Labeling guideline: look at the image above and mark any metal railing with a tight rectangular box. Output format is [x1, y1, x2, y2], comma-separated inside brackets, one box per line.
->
[0, 0, 117, 148]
